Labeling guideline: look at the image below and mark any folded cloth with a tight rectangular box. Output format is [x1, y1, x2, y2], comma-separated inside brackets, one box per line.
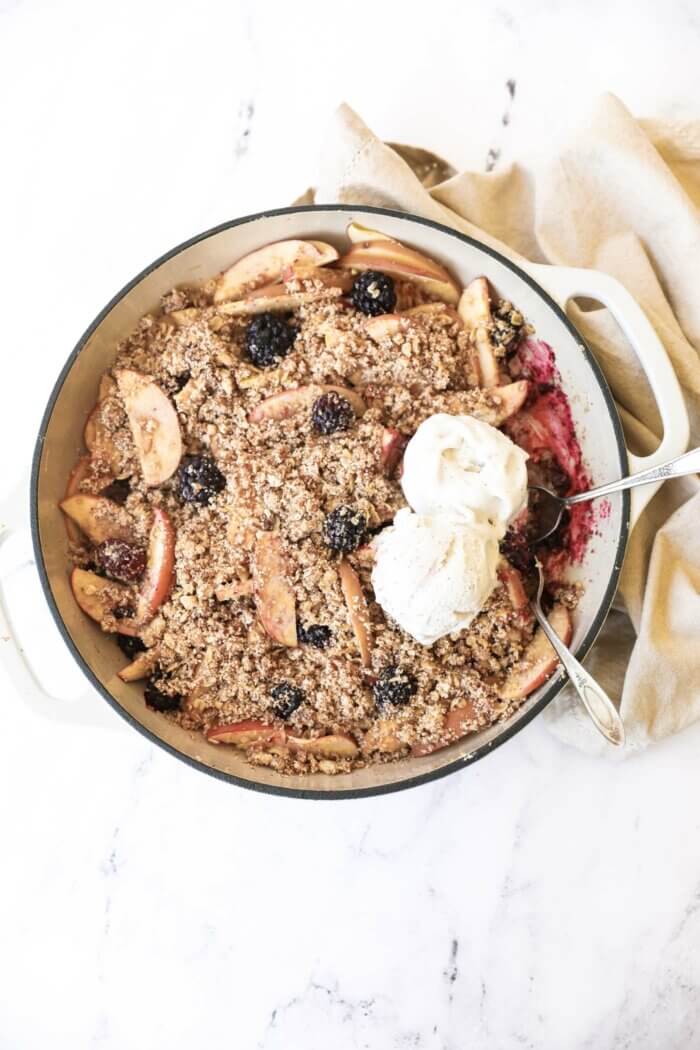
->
[307, 95, 700, 755]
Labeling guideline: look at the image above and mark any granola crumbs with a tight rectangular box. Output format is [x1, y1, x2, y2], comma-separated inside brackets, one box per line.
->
[66, 266, 580, 774]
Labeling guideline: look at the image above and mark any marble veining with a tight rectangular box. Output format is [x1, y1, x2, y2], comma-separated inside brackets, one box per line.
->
[2, 1, 700, 1048]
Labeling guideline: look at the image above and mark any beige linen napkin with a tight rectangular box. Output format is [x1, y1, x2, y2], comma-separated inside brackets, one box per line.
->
[307, 94, 700, 755]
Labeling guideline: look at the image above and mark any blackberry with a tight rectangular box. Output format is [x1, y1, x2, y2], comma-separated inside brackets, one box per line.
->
[311, 391, 355, 435]
[117, 634, 146, 659]
[177, 455, 226, 505]
[322, 506, 367, 554]
[350, 271, 396, 316]
[113, 604, 136, 620]
[144, 680, 182, 712]
[373, 665, 418, 708]
[245, 313, 298, 368]
[100, 478, 131, 505]
[270, 681, 305, 720]
[297, 622, 332, 649]
[96, 539, 147, 583]
[172, 370, 191, 393]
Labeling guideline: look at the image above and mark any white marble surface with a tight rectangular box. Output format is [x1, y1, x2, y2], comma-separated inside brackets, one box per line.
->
[2, 1, 700, 1047]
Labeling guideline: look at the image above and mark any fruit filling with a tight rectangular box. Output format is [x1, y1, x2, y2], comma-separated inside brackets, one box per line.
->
[61, 224, 593, 773]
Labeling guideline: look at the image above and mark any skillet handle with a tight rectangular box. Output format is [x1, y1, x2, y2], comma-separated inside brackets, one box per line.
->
[528, 264, 689, 528]
[0, 526, 112, 727]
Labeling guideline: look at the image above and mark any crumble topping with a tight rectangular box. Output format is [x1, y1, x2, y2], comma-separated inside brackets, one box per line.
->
[64, 251, 583, 774]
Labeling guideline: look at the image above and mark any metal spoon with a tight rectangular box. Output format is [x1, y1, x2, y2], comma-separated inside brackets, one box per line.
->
[529, 445, 700, 544]
[531, 560, 625, 746]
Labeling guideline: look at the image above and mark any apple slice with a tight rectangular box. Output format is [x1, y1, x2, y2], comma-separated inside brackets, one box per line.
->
[253, 532, 297, 647]
[117, 648, 158, 682]
[114, 369, 182, 486]
[365, 314, 405, 341]
[281, 263, 353, 291]
[499, 603, 572, 701]
[63, 456, 94, 542]
[84, 374, 119, 450]
[458, 278, 501, 387]
[363, 718, 403, 754]
[458, 277, 491, 328]
[206, 720, 284, 748]
[60, 494, 134, 545]
[411, 699, 480, 756]
[347, 221, 399, 245]
[287, 732, 359, 758]
[219, 286, 334, 316]
[70, 568, 133, 627]
[248, 384, 366, 424]
[338, 560, 371, 668]
[403, 303, 461, 321]
[213, 239, 339, 303]
[498, 560, 529, 613]
[135, 508, 175, 623]
[489, 380, 529, 424]
[380, 428, 409, 478]
[337, 239, 460, 305]
[437, 380, 529, 428]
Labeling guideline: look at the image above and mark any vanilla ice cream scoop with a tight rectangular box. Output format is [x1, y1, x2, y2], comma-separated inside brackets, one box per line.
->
[371, 508, 500, 646]
[401, 414, 529, 537]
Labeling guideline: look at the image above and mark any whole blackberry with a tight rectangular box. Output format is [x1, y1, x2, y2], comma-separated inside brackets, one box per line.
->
[144, 680, 182, 712]
[373, 665, 418, 708]
[322, 506, 367, 554]
[245, 312, 298, 368]
[117, 634, 146, 659]
[97, 539, 147, 583]
[311, 392, 355, 435]
[270, 681, 305, 720]
[298, 622, 332, 649]
[350, 271, 396, 316]
[100, 478, 131, 505]
[177, 455, 226, 505]
[172, 370, 191, 393]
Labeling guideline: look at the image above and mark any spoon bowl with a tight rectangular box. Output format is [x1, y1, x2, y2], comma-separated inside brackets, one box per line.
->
[527, 444, 700, 546]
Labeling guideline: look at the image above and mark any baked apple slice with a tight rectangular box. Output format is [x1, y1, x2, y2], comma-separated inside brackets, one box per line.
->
[403, 302, 460, 321]
[114, 369, 183, 486]
[365, 314, 405, 342]
[362, 718, 403, 754]
[117, 648, 159, 682]
[280, 264, 353, 291]
[499, 603, 572, 701]
[411, 699, 481, 756]
[70, 568, 136, 633]
[206, 720, 285, 747]
[338, 238, 460, 305]
[338, 560, 371, 667]
[248, 384, 366, 424]
[63, 456, 95, 542]
[252, 532, 297, 647]
[213, 239, 338, 303]
[498, 560, 529, 613]
[219, 286, 334, 316]
[458, 277, 501, 387]
[380, 428, 409, 478]
[60, 494, 134, 545]
[135, 508, 175, 623]
[287, 732, 359, 758]
[347, 221, 399, 245]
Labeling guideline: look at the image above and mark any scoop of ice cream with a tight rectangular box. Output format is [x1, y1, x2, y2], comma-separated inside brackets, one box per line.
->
[371, 508, 500, 646]
[401, 414, 529, 537]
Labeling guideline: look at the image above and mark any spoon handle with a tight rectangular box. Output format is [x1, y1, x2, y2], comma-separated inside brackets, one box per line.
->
[533, 606, 625, 746]
[565, 445, 700, 507]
